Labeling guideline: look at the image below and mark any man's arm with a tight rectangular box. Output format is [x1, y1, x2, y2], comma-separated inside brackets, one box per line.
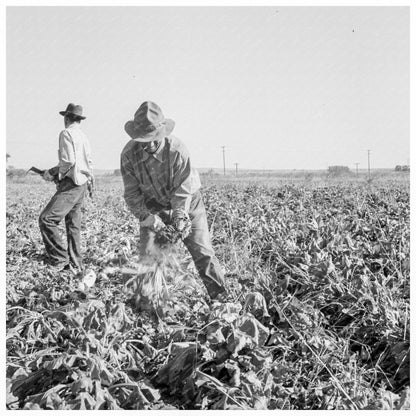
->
[58, 130, 75, 180]
[170, 153, 197, 219]
[80, 139, 94, 181]
[85, 139, 93, 174]
[120, 154, 149, 221]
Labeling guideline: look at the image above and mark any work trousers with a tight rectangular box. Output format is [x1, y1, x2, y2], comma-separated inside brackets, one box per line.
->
[140, 191, 225, 299]
[39, 177, 86, 269]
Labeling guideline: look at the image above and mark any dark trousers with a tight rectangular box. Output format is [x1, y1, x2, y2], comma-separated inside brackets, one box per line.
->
[140, 192, 226, 299]
[39, 177, 86, 269]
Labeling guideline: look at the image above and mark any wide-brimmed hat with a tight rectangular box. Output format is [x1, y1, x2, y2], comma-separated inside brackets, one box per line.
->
[59, 103, 86, 119]
[124, 101, 175, 142]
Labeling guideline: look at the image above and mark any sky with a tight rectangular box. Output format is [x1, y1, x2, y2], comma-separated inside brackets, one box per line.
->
[6, 5, 410, 171]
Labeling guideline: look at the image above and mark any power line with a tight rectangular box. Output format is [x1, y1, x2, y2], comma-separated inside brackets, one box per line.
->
[367, 150, 371, 179]
[221, 146, 226, 176]
[234, 162, 239, 176]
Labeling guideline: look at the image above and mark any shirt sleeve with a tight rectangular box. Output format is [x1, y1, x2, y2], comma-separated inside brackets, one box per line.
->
[120, 154, 149, 221]
[58, 130, 75, 179]
[170, 152, 194, 218]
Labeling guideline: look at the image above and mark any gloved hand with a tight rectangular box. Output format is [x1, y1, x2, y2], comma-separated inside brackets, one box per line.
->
[140, 214, 166, 232]
[159, 209, 173, 224]
[173, 212, 192, 239]
[42, 170, 55, 182]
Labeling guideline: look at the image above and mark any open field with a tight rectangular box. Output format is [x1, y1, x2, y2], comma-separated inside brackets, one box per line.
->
[5, 174, 410, 410]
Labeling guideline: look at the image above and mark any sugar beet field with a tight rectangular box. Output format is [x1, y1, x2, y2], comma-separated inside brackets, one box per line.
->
[6, 175, 410, 410]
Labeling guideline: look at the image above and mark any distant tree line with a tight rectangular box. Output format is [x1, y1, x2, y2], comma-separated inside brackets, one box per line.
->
[7, 168, 27, 178]
[395, 165, 410, 172]
[327, 166, 351, 177]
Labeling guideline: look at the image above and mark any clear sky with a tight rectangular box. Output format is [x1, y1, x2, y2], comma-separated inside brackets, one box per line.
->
[6, 5, 410, 171]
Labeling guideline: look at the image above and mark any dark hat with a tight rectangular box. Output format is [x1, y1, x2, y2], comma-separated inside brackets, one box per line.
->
[59, 103, 86, 119]
[124, 101, 174, 142]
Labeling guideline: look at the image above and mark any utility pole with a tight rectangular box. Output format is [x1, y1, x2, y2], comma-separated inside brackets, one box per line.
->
[221, 146, 226, 176]
[234, 163, 239, 176]
[367, 150, 371, 179]
[354, 162, 359, 178]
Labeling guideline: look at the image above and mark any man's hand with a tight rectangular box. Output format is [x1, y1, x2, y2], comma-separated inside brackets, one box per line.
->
[140, 214, 166, 232]
[88, 175, 95, 198]
[87, 179, 94, 198]
[81, 170, 94, 183]
[173, 213, 192, 239]
[42, 170, 55, 182]
[80, 170, 94, 198]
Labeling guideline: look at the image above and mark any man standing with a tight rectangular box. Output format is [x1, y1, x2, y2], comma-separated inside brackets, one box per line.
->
[39, 103, 93, 272]
[120, 101, 226, 300]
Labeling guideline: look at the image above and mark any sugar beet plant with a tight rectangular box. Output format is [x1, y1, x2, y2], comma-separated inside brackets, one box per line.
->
[6, 178, 410, 410]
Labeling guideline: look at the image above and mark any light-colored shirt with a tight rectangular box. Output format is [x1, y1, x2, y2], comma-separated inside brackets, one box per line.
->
[58, 123, 93, 185]
[120, 135, 201, 221]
